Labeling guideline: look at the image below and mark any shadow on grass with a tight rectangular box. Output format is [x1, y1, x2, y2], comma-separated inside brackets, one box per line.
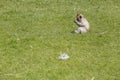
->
[71, 31, 76, 34]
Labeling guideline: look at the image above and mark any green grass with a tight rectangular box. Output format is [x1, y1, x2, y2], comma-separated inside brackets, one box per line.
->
[0, 0, 120, 80]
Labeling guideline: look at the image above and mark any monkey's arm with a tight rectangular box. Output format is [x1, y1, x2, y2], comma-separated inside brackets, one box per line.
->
[74, 20, 85, 27]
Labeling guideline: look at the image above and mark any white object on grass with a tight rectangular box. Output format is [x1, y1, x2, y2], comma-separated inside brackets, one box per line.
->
[91, 77, 95, 80]
[59, 53, 69, 60]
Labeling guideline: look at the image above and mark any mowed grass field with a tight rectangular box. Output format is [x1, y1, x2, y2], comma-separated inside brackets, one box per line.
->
[0, 0, 120, 80]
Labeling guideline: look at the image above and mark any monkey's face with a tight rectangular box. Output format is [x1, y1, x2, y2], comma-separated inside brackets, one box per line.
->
[76, 14, 83, 22]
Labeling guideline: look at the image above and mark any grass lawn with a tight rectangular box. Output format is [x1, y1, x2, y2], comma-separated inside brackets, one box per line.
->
[0, 0, 120, 80]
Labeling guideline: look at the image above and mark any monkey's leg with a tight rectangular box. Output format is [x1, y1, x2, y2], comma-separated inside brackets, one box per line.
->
[75, 28, 81, 34]
[79, 27, 87, 33]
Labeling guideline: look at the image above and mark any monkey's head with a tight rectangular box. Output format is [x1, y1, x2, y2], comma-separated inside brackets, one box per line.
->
[76, 14, 84, 22]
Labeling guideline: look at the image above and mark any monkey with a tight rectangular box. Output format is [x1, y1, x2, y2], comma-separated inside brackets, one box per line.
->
[74, 14, 90, 34]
